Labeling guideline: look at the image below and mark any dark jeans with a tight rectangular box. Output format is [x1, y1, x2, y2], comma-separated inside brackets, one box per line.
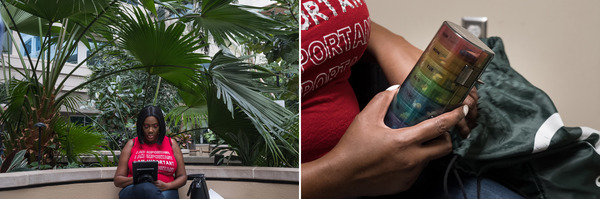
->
[427, 176, 525, 199]
[362, 155, 525, 199]
[361, 176, 524, 199]
[119, 182, 179, 199]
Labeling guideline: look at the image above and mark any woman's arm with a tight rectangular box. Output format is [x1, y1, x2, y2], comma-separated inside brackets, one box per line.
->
[114, 140, 134, 188]
[154, 138, 187, 191]
[367, 21, 423, 85]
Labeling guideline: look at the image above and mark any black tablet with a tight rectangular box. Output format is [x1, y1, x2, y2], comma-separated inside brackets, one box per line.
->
[132, 161, 158, 184]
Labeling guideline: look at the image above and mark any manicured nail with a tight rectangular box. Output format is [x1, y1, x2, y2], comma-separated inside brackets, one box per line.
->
[386, 85, 400, 91]
[463, 105, 469, 116]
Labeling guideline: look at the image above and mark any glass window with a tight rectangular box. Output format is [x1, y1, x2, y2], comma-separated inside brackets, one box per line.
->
[19, 33, 78, 64]
[70, 115, 93, 126]
[1, 29, 10, 55]
[66, 48, 77, 64]
[86, 40, 107, 66]
[20, 34, 41, 58]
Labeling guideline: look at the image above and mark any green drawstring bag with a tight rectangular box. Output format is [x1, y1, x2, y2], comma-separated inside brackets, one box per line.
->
[453, 37, 600, 198]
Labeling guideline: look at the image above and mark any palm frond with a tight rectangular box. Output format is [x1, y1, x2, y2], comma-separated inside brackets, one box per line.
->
[0, 2, 52, 36]
[61, 94, 83, 114]
[112, 6, 210, 89]
[207, 90, 261, 147]
[183, 0, 286, 45]
[206, 50, 298, 166]
[54, 118, 105, 163]
[6, 0, 112, 23]
[2, 79, 34, 125]
[209, 49, 291, 131]
[139, 0, 157, 16]
[166, 105, 208, 130]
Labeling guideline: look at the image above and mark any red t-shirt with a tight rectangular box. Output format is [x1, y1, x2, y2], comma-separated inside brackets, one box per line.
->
[127, 136, 177, 183]
[301, 0, 370, 163]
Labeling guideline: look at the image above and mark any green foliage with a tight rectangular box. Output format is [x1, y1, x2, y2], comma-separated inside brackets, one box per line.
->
[206, 50, 298, 167]
[0, 82, 7, 104]
[1, 0, 299, 169]
[111, 6, 210, 88]
[166, 106, 208, 130]
[54, 118, 105, 163]
[202, 129, 220, 144]
[58, 161, 82, 169]
[210, 131, 264, 166]
[200, 0, 300, 167]
[170, 132, 192, 149]
[182, 0, 287, 46]
[91, 150, 118, 167]
[0, 0, 117, 166]
[85, 47, 182, 149]
[238, 0, 299, 114]
[0, 149, 31, 172]
[111, 0, 299, 167]
[28, 162, 53, 170]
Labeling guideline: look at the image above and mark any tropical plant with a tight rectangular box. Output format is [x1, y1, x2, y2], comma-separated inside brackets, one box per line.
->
[170, 132, 192, 149]
[0, 0, 298, 168]
[239, 0, 299, 107]
[84, 47, 182, 149]
[54, 118, 105, 164]
[0, 0, 117, 166]
[204, 50, 297, 167]
[111, 1, 299, 166]
[210, 131, 264, 166]
[91, 149, 118, 167]
[0, 149, 30, 172]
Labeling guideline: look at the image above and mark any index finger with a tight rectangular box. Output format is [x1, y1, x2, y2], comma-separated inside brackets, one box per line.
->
[406, 105, 468, 143]
[359, 85, 400, 122]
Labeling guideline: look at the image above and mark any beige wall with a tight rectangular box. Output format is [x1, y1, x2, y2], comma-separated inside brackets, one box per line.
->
[365, 0, 600, 130]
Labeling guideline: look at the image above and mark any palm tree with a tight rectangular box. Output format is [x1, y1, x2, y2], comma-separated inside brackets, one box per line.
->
[0, 0, 298, 167]
[0, 0, 117, 166]
[109, 1, 298, 166]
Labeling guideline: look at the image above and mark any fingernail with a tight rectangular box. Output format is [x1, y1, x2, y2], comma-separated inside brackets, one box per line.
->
[386, 84, 400, 91]
[463, 105, 469, 116]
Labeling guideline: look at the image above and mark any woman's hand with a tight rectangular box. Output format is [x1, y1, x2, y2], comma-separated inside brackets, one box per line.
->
[456, 87, 479, 138]
[301, 86, 468, 198]
[367, 21, 479, 139]
[153, 180, 170, 191]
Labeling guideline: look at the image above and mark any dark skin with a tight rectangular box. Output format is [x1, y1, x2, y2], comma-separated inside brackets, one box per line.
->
[301, 21, 478, 198]
[302, 87, 468, 198]
[113, 116, 187, 191]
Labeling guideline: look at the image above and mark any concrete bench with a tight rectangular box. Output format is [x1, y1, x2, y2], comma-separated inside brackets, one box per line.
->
[0, 166, 298, 199]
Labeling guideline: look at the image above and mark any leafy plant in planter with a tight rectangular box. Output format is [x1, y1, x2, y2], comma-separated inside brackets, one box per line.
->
[159, 0, 299, 167]
[0, 0, 118, 166]
[0, 0, 298, 168]
[53, 118, 105, 164]
[120, 1, 299, 167]
[0, 149, 30, 172]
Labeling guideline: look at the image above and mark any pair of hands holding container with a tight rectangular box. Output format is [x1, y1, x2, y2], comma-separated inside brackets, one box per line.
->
[301, 21, 479, 198]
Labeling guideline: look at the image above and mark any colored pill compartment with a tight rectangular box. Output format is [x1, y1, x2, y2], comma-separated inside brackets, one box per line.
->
[385, 21, 495, 129]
